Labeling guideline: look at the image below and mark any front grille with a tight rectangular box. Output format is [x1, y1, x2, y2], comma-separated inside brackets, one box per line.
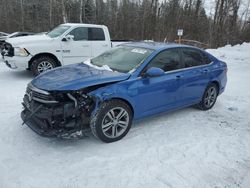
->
[26, 84, 58, 104]
[0, 42, 4, 53]
[26, 87, 50, 101]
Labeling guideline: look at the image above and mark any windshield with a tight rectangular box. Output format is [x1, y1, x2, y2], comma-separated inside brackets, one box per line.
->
[47, 25, 70, 38]
[90, 46, 153, 73]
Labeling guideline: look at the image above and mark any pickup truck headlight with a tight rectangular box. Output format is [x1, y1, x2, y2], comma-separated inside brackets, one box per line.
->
[14, 47, 29, 57]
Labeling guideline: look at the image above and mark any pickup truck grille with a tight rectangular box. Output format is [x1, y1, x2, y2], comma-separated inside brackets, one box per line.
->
[1, 42, 14, 57]
[26, 84, 58, 104]
[0, 42, 4, 53]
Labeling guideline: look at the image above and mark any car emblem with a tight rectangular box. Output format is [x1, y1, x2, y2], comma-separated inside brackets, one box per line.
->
[26, 91, 33, 102]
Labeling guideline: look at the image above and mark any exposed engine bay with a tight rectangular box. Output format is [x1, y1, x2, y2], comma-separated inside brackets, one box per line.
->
[21, 83, 97, 138]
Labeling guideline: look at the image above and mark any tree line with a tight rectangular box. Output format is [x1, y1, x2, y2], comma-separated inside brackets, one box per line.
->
[0, 0, 249, 48]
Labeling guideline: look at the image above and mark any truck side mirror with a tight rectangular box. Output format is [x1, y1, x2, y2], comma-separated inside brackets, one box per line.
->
[62, 35, 74, 42]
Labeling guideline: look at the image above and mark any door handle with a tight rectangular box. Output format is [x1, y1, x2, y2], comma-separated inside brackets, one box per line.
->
[82, 45, 90, 47]
[102, 44, 109, 47]
[202, 69, 209, 74]
[176, 75, 183, 80]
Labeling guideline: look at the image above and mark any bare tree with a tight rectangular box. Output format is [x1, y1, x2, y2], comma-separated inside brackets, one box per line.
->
[20, 0, 24, 31]
[62, 0, 67, 23]
[0, 0, 249, 47]
[49, 0, 53, 29]
[79, 0, 84, 23]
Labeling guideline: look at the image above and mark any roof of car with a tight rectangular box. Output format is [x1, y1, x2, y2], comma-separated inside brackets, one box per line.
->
[122, 42, 200, 51]
[62, 23, 106, 28]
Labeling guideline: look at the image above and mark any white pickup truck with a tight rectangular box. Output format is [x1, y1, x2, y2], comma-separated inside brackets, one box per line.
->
[1, 23, 126, 75]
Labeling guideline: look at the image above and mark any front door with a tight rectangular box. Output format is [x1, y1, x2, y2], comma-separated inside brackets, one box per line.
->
[61, 27, 92, 65]
[133, 48, 184, 117]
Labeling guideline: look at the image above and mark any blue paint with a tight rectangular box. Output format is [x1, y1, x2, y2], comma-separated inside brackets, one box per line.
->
[31, 42, 227, 120]
[32, 63, 130, 91]
[145, 67, 165, 77]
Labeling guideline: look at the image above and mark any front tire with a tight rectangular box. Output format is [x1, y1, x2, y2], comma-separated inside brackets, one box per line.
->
[198, 83, 218, 110]
[90, 100, 133, 143]
[31, 56, 57, 76]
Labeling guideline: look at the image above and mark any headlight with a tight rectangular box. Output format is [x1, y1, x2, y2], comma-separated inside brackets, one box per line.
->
[14, 47, 29, 57]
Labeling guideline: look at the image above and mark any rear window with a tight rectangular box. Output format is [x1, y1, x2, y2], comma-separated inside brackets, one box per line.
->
[182, 48, 205, 68]
[89, 28, 105, 41]
[202, 52, 213, 64]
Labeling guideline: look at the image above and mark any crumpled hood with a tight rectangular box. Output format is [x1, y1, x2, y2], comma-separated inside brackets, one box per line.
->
[31, 63, 130, 91]
[6, 34, 52, 47]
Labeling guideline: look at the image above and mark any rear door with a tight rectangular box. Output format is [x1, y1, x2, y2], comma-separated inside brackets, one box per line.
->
[61, 27, 92, 64]
[89, 27, 111, 57]
[178, 48, 212, 105]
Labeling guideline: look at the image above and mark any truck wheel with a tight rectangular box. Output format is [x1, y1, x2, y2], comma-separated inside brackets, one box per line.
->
[197, 83, 218, 111]
[31, 56, 57, 76]
[90, 100, 133, 143]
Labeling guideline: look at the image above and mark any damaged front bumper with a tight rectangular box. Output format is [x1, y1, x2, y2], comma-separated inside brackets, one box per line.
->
[21, 106, 85, 138]
[1, 42, 30, 70]
[21, 84, 93, 138]
[2, 55, 30, 70]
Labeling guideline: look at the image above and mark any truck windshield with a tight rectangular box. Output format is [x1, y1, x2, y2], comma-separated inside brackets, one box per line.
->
[90, 46, 153, 73]
[47, 25, 70, 38]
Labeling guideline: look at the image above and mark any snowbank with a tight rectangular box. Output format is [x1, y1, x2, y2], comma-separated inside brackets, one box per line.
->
[207, 42, 250, 63]
[0, 43, 250, 188]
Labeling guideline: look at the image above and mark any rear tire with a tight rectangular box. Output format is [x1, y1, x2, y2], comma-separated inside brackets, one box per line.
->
[31, 56, 57, 76]
[90, 100, 133, 143]
[197, 83, 218, 111]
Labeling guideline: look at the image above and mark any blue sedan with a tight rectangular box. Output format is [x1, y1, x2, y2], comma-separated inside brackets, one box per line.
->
[21, 42, 227, 142]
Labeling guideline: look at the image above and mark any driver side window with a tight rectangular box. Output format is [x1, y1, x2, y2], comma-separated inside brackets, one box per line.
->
[68, 27, 88, 41]
[147, 49, 182, 72]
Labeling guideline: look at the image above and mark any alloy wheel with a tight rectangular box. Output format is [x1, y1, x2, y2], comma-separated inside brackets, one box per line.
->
[37, 61, 53, 73]
[204, 86, 217, 108]
[101, 107, 129, 138]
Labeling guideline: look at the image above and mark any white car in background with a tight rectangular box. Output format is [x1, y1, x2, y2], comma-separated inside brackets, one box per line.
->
[0, 32, 9, 37]
[1, 23, 126, 75]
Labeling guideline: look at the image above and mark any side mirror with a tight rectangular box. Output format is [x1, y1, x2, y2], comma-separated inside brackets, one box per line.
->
[144, 67, 165, 77]
[62, 35, 74, 42]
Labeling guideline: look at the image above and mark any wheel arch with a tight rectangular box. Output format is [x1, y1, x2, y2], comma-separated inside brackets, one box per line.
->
[28, 53, 61, 69]
[210, 80, 220, 91]
[104, 97, 135, 118]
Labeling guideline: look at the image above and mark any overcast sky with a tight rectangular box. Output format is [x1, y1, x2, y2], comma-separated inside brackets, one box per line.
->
[156, 0, 250, 19]
[204, 0, 250, 19]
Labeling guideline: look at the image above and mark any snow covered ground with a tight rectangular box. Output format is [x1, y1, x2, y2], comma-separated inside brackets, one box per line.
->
[0, 43, 250, 188]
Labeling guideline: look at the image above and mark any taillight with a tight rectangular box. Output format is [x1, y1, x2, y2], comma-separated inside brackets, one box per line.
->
[221, 61, 228, 73]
